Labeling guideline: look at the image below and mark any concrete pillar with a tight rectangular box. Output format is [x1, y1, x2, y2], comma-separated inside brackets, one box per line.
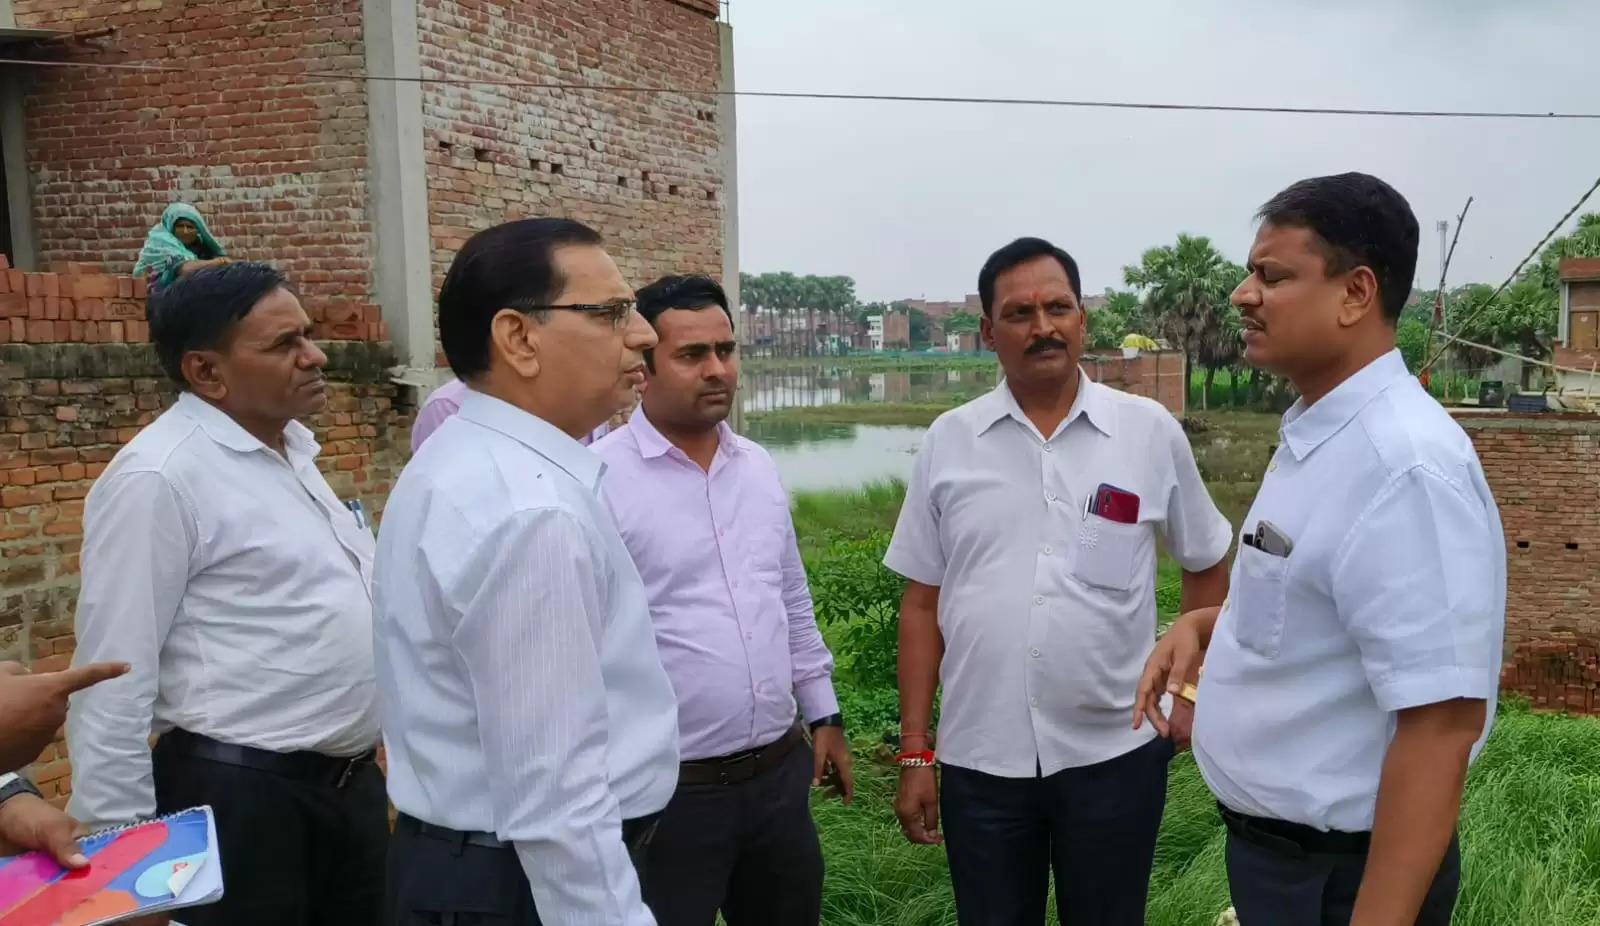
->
[0, 0, 37, 271]
[718, 21, 743, 433]
[363, 0, 440, 392]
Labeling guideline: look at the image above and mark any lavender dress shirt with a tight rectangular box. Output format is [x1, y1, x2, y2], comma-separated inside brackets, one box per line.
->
[591, 409, 839, 762]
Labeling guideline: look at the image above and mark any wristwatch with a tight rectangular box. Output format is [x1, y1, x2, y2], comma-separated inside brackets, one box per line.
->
[808, 713, 844, 733]
[0, 772, 41, 806]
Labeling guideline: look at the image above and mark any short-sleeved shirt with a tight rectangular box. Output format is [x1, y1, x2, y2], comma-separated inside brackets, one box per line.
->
[883, 375, 1233, 777]
[1192, 349, 1506, 833]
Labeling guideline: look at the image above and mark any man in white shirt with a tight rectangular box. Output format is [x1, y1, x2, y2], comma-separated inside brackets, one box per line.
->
[885, 237, 1233, 925]
[1136, 173, 1505, 925]
[375, 218, 679, 926]
[67, 262, 389, 926]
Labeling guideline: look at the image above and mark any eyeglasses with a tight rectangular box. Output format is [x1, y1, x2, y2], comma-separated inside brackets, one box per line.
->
[509, 299, 638, 330]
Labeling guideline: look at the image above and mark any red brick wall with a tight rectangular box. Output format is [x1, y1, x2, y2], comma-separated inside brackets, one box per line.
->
[1084, 349, 1187, 417]
[13, 0, 381, 341]
[1, 265, 407, 803]
[417, 0, 724, 295]
[1457, 414, 1600, 713]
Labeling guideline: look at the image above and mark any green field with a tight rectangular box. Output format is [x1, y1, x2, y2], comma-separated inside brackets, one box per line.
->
[788, 410, 1600, 926]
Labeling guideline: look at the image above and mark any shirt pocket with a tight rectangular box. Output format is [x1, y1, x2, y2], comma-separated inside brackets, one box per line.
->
[744, 523, 787, 588]
[1070, 516, 1143, 592]
[1232, 545, 1290, 658]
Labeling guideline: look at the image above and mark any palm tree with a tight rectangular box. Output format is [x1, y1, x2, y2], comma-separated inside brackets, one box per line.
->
[1123, 235, 1243, 410]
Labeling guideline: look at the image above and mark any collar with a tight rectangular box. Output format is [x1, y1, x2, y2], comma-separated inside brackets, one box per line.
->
[627, 406, 741, 461]
[176, 392, 319, 464]
[976, 369, 1114, 440]
[1280, 349, 1410, 461]
[456, 390, 606, 491]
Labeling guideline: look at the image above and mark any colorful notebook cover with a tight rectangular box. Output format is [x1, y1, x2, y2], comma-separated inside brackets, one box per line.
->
[0, 805, 223, 926]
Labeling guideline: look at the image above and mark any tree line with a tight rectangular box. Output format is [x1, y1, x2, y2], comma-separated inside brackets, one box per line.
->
[742, 213, 1600, 402]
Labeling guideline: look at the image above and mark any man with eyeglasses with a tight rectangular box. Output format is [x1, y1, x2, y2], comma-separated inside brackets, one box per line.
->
[375, 218, 679, 926]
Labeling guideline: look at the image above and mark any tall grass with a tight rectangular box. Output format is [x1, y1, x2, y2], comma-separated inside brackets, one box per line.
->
[814, 701, 1600, 926]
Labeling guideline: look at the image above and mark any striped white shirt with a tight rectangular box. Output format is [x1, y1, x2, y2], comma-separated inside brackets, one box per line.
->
[374, 391, 678, 925]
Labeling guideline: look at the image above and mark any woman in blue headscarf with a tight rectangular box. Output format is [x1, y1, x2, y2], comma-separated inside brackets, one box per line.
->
[133, 202, 229, 294]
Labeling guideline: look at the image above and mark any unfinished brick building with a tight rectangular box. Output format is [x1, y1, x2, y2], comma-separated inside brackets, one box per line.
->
[0, 0, 735, 799]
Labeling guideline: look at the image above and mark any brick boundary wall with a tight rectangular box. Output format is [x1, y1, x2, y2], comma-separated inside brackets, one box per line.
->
[1, 264, 408, 803]
[1456, 413, 1600, 714]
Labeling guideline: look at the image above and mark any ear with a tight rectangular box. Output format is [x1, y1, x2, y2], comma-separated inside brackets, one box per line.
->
[489, 309, 542, 379]
[181, 350, 228, 402]
[1339, 266, 1381, 328]
[979, 314, 995, 351]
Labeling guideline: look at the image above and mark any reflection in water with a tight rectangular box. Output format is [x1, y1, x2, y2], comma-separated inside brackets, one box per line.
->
[746, 422, 928, 492]
[742, 366, 998, 413]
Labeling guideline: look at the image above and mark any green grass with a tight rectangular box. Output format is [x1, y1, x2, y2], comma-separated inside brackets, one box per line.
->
[788, 411, 1600, 924]
[810, 700, 1600, 926]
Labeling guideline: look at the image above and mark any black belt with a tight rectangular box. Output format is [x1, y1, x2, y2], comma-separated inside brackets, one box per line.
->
[158, 728, 376, 790]
[1218, 802, 1371, 856]
[677, 724, 803, 786]
[396, 812, 662, 855]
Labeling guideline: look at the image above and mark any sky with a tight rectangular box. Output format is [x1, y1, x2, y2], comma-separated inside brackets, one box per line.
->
[729, 0, 1600, 303]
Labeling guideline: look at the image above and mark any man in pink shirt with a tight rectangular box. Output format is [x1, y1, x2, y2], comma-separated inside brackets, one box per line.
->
[411, 378, 618, 453]
[591, 274, 852, 926]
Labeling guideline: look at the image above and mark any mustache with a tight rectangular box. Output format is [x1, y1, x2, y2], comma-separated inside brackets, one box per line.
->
[1025, 337, 1070, 355]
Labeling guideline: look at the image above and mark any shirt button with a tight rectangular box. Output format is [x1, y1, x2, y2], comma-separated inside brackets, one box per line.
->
[1030, 648, 1041, 657]
[1030, 697, 1039, 707]
[1042, 444, 1054, 453]
[745, 633, 753, 640]
[1033, 595, 1044, 605]
[1046, 491, 1057, 501]
[1042, 544, 1052, 555]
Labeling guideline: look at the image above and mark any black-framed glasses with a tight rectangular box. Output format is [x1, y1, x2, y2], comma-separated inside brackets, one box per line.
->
[509, 298, 638, 329]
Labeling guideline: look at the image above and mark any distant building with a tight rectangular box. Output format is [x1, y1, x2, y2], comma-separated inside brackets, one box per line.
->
[868, 311, 911, 351]
[1555, 258, 1600, 393]
[947, 331, 979, 352]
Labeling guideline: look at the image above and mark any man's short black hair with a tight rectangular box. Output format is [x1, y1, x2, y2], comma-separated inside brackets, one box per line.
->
[634, 274, 732, 372]
[147, 261, 289, 385]
[977, 237, 1083, 316]
[437, 217, 605, 378]
[636, 274, 731, 326]
[1257, 172, 1419, 323]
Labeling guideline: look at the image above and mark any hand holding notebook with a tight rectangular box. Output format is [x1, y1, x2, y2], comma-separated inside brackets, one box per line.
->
[0, 806, 222, 926]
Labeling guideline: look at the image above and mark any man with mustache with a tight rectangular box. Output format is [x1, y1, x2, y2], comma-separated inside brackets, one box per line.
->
[885, 238, 1232, 925]
[591, 274, 849, 926]
[376, 219, 678, 926]
[1136, 173, 1504, 925]
[68, 261, 389, 926]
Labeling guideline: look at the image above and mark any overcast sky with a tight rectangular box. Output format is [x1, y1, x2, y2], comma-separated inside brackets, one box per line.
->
[730, 0, 1600, 303]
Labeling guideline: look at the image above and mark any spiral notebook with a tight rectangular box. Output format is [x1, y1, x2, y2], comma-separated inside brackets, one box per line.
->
[0, 805, 223, 926]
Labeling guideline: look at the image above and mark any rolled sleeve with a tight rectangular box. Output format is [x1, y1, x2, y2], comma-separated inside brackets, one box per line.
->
[1331, 465, 1501, 712]
[1157, 413, 1232, 572]
[883, 428, 945, 586]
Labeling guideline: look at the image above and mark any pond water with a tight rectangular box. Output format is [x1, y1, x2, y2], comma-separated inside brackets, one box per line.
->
[741, 366, 998, 414]
[745, 420, 928, 492]
[740, 365, 1000, 491]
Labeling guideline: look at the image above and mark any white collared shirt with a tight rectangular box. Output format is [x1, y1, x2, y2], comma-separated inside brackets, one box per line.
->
[66, 393, 380, 828]
[1193, 350, 1506, 833]
[884, 375, 1232, 777]
[375, 392, 678, 926]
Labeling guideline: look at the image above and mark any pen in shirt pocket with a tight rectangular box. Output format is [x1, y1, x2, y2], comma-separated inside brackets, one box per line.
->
[346, 499, 368, 530]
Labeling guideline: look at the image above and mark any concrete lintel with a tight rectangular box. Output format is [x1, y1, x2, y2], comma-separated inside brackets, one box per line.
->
[364, 0, 436, 382]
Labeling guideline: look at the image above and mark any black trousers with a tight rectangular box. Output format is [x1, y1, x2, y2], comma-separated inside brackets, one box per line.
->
[940, 736, 1174, 926]
[1225, 826, 1461, 925]
[385, 813, 660, 925]
[640, 733, 823, 926]
[151, 736, 389, 926]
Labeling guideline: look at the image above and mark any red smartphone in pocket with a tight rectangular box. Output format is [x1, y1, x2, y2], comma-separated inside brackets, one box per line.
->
[1090, 483, 1141, 524]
